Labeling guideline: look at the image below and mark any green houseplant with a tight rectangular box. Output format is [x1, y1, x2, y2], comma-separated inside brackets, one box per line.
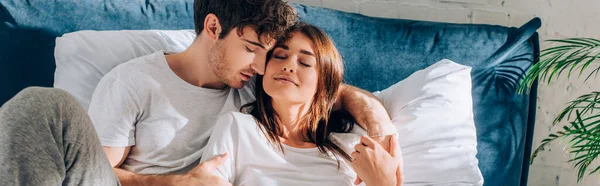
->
[519, 38, 600, 182]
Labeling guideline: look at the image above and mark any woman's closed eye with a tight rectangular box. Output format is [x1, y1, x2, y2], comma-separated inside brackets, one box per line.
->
[274, 55, 287, 60]
[245, 46, 255, 53]
[299, 61, 311, 67]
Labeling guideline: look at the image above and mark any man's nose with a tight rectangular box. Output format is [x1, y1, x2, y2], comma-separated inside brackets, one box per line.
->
[251, 57, 266, 75]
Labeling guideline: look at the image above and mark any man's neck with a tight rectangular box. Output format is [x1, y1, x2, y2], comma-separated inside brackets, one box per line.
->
[165, 39, 227, 89]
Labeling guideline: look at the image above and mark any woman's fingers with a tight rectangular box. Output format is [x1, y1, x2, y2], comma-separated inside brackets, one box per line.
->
[354, 143, 368, 153]
[360, 135, 376, 148]
[354, 177, 363, 185]
[396, 164, 403, 186]
[351, 151, 359, 162]
[389, 134, 403, 186]
[389, 134, 399, 157]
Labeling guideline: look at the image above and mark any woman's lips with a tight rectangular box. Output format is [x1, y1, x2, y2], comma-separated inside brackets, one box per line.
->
[273, 75, 298, 86]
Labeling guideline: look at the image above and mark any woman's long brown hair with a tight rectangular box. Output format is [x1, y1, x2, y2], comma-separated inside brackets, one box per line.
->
[241, 22, 355, 165]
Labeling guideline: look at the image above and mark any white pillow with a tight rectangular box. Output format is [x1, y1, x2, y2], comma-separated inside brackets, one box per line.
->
[332, 59, 483, 186]
[54, 30, 196, 109]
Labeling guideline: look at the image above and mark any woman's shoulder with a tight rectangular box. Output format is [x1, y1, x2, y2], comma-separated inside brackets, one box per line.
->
[216, 111, 259, 130]
[219, 111, 254, 121]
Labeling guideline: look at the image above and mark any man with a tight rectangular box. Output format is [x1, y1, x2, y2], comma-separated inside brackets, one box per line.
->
[0, 0, 397, 185]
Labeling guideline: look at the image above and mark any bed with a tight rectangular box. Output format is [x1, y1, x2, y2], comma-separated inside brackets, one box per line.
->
[0, 1, 540, 185]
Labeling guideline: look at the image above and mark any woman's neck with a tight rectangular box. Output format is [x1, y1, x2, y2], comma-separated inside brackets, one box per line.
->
[271, 99, 316, 148]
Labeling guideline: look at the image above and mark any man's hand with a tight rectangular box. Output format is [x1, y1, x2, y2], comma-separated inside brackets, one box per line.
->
[351, 135, 403, 186]
[112, 152, 232, 186]
[370, 125, 396, 153]
[175, 153, 232, 186]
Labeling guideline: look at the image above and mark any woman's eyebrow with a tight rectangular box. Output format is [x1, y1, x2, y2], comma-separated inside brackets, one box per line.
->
[274, 45, 314, 56]
[300, 50, 315, 56]
[274, 44, 289, 50]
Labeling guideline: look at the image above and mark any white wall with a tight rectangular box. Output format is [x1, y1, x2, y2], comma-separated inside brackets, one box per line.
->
[287, 0, 600, 185]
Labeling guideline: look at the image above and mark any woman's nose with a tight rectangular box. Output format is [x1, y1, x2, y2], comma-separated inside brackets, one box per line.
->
[281, 57, 297, 73]
[282, 66, 294, 73]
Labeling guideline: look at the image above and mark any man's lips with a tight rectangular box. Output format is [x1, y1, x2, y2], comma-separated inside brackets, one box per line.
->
[241, 72, 252, 81]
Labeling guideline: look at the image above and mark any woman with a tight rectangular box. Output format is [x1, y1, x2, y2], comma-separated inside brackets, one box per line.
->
[200, 22, 401, 186]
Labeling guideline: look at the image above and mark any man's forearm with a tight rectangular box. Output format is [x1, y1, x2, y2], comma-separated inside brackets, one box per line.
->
[336, 84, 395, 137]
[114, 168, 184, 186]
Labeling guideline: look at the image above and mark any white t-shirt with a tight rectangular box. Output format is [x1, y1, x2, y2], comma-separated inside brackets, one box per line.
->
[88, 51, 255, 174]
[201, 112, 358, 186]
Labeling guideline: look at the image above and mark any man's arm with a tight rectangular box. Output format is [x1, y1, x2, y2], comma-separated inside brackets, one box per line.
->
[334, 84, 396, 148]
[103, 147, 230, 186]
[103, 147, 181, 186]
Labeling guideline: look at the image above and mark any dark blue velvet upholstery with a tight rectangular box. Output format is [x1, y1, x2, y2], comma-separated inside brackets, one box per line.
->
[295, 6, 541, 186]
[0, 1, 540, 185]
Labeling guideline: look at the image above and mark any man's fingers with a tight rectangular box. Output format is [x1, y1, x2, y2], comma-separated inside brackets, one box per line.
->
[199, 153, 228, 170]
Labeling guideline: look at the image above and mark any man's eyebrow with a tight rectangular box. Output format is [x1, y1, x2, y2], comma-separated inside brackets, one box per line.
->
[242, 39, 266, 49]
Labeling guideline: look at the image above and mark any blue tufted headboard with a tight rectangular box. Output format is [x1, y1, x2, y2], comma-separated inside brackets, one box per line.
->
[0, 1, 539, 185]
[294, 6, 541, 186]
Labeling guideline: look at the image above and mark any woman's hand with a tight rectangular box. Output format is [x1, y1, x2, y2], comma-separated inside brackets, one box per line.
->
[351, 134, 403, 186]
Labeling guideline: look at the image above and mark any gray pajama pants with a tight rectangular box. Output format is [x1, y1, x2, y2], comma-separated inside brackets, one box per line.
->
[0, 87, 120, 186]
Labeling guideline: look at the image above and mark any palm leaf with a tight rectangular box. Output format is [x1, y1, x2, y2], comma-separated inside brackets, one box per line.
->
[518, 38, 600, 94]
[530, 95, 600, 182]
[522, 38, 600, 182]
[554, 92, 600, 125]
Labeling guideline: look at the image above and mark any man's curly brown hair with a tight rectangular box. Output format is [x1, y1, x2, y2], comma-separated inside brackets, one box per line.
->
[194, 0, 298, 44]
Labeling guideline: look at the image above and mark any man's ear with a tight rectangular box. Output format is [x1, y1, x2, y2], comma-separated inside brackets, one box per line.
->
[203, 13, 222, 41]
